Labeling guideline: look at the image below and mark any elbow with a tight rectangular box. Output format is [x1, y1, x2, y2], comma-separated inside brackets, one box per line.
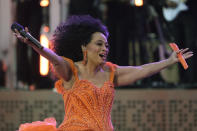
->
[53, 62, 60, 67]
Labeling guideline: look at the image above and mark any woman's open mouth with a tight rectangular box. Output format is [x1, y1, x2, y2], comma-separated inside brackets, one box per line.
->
[99, 54, 107, 60]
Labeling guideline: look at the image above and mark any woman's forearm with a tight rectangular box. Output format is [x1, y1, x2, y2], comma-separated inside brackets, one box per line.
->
[31, 44, 62, 65]
[140, 58, 176, 77]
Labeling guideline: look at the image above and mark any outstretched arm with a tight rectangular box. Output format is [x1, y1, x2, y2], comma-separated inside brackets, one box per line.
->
[114, 48, 193, 87]
[14, 28, 72, 81]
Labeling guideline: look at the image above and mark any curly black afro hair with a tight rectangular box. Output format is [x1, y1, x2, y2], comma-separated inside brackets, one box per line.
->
[51, 15, 109, 62]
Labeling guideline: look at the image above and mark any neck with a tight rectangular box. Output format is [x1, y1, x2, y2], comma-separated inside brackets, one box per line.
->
[84, 61, 104, 75]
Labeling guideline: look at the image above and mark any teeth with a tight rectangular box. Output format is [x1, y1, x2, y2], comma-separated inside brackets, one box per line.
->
[99, 54, 104, 57]
[99, 53, 107, 60]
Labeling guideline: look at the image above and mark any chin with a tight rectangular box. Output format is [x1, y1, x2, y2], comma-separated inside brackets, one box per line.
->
[100, 60, 106, 65]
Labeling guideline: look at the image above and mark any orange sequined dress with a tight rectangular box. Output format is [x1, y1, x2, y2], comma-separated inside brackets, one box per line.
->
[18, 57, 117, 131]
[56, 58, 117, 131]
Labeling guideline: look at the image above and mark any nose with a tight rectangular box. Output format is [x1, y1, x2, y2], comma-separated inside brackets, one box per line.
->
[102, 45, 109, 52]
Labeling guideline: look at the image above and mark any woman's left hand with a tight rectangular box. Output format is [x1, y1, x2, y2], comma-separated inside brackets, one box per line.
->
[168, 48, 193, 64]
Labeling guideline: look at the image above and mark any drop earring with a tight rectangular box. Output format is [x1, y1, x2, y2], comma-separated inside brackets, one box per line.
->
[83, 51, 87, 65]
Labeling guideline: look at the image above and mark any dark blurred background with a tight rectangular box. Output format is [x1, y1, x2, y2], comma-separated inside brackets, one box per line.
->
[0, 0, 197, 90]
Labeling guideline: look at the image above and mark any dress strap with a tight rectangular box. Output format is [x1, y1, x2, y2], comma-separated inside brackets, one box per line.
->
[105, 62, 117, 83]
[55, 57, 78, 94]
[55, 79, 65, 94]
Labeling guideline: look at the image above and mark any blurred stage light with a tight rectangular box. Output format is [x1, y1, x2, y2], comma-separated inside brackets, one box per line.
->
[40, 0, 49, 7]
[43, 26, 50, 33]
[39, 34, 49, 76]
[134, 0, 143, 6]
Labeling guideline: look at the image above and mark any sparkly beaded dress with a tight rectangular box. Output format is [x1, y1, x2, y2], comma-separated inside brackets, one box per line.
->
[18, 57, 117, 131]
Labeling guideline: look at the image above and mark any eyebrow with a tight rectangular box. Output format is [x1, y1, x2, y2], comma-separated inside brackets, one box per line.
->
[96, 40, 108, 45]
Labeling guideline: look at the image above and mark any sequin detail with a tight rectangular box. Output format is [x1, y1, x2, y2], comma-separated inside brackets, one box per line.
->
[56, 57, 117, 131]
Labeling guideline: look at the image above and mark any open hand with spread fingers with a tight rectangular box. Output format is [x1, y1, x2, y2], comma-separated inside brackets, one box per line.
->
[168, 48, 193, 65]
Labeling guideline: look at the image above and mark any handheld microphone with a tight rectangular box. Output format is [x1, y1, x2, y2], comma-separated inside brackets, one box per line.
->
[11, 22, 43, 49]
[169, 43, 188, 70]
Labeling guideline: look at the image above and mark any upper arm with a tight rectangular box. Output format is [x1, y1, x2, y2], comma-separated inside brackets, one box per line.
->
[52, 56, 73, 81]
[114, 65, 148, 87]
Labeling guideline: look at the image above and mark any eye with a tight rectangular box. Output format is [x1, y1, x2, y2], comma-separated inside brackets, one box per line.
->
[96, 43, 103, 46]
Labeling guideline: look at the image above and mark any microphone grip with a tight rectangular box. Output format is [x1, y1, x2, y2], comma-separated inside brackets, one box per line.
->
[11, 22, 43, 49]
[19, 30, 43, 49]
[169, 43, 188, 70]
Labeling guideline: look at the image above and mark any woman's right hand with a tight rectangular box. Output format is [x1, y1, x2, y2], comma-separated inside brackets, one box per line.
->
[13, 27, 33, 46]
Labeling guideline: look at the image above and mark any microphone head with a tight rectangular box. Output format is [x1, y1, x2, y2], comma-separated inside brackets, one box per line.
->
[11, 22, 24, 32]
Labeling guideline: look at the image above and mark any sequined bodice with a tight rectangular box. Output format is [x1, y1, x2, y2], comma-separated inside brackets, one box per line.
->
[55, 57, 116, 131]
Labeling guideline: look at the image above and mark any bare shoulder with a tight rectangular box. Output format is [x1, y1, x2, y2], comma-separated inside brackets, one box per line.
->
[103, 63, 111, 72]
